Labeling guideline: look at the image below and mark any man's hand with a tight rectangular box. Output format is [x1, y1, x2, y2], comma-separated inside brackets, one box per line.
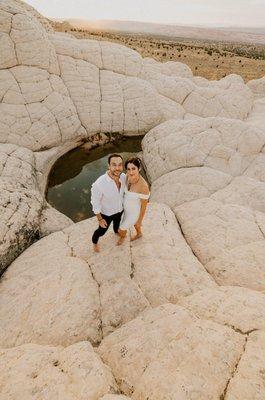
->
[99, 218, 108, 228]
[96, 213, 108, 228]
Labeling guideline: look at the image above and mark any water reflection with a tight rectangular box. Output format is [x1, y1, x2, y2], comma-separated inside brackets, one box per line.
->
[47, 136, 146, 222]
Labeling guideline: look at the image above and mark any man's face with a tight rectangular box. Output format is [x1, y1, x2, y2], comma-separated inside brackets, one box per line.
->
[108, 156, 123, 177]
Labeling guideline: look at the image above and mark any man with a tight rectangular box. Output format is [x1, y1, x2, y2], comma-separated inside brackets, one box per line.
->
[91, 154, 125, 252]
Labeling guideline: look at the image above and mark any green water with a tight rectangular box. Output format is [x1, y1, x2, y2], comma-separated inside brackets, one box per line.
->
[46, 136, 146, 222]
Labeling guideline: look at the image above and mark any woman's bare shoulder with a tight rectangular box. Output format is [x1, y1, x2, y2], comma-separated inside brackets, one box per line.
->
[139, 177, 150, 194]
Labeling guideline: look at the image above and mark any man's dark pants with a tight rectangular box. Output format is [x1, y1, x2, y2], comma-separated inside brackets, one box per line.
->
[92, 211, 123, 244]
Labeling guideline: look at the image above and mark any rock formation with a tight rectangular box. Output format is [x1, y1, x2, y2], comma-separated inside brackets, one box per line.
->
[1, 0, 265, 398]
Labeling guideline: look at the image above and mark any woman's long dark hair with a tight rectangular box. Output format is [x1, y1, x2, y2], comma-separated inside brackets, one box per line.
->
[125, 157, 141, 170]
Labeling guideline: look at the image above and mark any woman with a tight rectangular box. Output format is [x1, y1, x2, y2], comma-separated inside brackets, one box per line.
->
[117, 157, 150, 245]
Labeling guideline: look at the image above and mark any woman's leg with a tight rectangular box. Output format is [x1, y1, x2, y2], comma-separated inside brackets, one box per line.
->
[131, 224, 142, 241]
[117, 228, 127, 245]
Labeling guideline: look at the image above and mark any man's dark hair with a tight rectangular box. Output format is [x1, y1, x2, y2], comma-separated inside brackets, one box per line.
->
[108, 153, 123, 164]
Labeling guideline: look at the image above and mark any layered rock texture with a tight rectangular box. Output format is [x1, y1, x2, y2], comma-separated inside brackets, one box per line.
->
[1, 0, 265, 399]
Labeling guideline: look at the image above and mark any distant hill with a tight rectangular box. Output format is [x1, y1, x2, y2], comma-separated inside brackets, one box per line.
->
[54, 18, 265, 45]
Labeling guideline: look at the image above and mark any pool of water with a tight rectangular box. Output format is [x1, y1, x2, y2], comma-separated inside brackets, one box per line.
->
[46, 136, 147, 222]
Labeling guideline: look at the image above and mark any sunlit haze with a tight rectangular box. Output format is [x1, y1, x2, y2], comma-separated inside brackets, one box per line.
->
[25, 0, 265, 28]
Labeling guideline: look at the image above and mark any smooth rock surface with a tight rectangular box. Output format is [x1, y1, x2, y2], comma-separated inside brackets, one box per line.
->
[1, 1, 265, 398]
[98, 303, 245, 399]
[0, 341, 117, 400]
[225, 330, 265, 400]
[179, 286, 265, 333]
[2, 203, 215, 348]
[130, 203, 216, 306]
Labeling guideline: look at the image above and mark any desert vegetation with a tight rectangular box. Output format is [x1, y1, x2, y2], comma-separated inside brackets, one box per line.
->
[51, 20, 265, 81]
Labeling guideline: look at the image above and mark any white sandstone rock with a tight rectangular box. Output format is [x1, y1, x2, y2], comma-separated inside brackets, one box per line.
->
[1, 2, 265, 398]
[50, 33, 103, 69]
[0, 66, 82, 151]
[0, 144, 43, 273]
[101, 41, 143, 77]
[176, 198, 264, 264]
[179, 286, 265, 333]
[0, 229, 101, 348]
[142, 118, 265, 182]
[246, 98, 265, 128]
[182, 79, 252, 119]
[39, 204, 73, 237]
[58, 54, 101, 135]
[10, 12, 59, 74]
[150, 166, 232, 208]
[211, 176, 265, 213]
[205, 240, 265, 290]
[98, 303, 245, 399]
[225, 330, 265, 400]
[130, 203, 216, 306]
[0, 32, 17, 69]
[0, 341, 117, 400]
[100, 396, 131, 400]
[141, 58, 193, 79]
[100, 70, 162, 134]
[247, 76, 265, 98]
[64, 218, 150, 337]
[244, 153, 265, 182]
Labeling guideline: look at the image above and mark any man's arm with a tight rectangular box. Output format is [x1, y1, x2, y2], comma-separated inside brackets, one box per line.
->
[91, 183, 107, 228]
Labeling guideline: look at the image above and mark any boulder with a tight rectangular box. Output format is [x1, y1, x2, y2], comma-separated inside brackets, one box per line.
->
[0, 341, 117, 400]
[98, 303, 245, 399]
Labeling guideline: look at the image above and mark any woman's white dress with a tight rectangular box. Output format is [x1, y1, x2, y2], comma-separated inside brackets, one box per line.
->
[119, 185, 150, 230]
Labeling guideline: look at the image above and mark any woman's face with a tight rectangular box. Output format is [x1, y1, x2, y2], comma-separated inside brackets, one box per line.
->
[126, 162, 140, 179]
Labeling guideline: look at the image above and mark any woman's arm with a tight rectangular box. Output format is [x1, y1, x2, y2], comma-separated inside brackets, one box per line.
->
[136, 198, 149, 227]
[135, 180, 150, 227]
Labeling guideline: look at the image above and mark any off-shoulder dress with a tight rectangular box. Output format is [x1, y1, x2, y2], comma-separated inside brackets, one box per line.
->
[119, 184, 150, 230]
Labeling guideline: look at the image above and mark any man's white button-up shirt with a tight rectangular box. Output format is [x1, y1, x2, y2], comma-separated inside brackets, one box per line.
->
[91, 172, 126, 216]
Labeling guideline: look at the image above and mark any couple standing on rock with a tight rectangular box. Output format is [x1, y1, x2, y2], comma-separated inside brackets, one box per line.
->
[90, 154, 150, 252]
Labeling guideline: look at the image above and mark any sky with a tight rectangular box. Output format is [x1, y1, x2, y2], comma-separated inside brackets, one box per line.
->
[26, 0, 265, 27]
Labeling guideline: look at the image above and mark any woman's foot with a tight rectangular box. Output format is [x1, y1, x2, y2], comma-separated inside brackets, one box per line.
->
[130, 233, 142, 241]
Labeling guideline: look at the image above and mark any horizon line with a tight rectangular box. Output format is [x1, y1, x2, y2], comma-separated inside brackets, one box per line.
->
[50, 17, 265, 30]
